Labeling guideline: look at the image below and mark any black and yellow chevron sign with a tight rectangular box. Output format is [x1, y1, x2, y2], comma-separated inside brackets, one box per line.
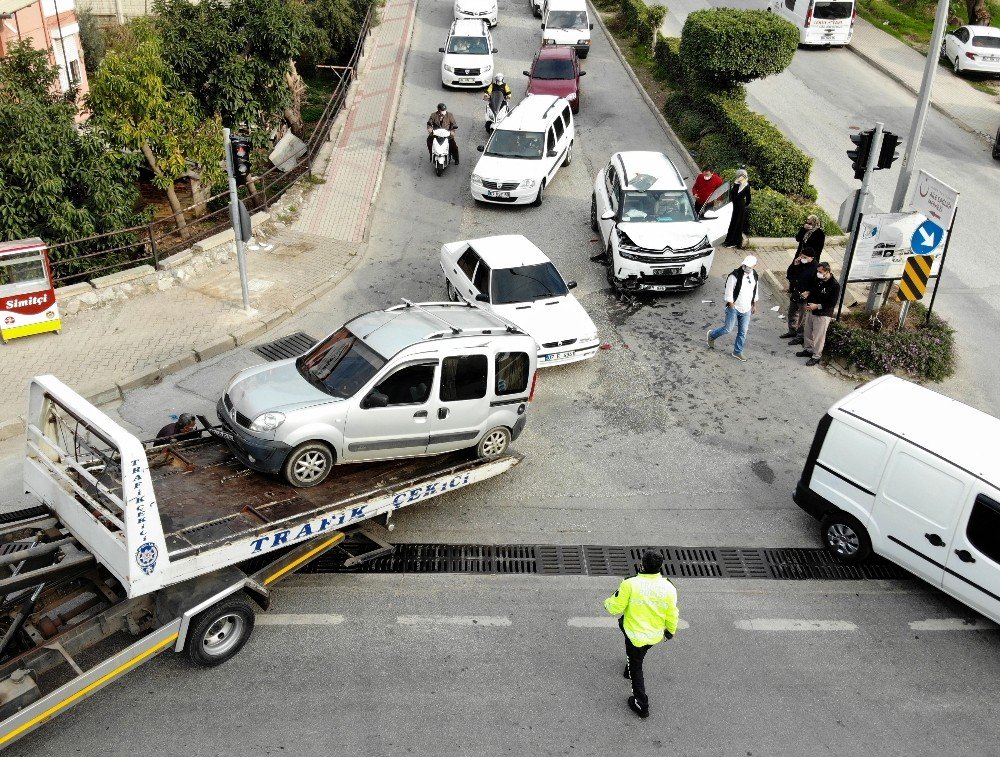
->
[897, 255, 934, 302]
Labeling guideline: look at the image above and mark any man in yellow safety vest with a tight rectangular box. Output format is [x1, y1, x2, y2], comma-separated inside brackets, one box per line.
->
[604, 550, 679, 718]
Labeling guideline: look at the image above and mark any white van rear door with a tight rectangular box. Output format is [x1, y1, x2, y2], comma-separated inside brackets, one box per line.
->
[942, 490, 1000, 624]
[870, 446, 968, 585]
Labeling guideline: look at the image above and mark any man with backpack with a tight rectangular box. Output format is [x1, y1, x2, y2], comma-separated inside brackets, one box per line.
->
[707, 255, 759, 362]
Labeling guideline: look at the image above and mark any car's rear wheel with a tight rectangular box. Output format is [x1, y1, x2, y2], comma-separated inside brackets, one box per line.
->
[186, 594, 255, 667]
[939, 41, 947, 59]
[446, 279, 458, 302]
[590, 194, 599, 232]
[476, 427, 510, 459]
[283, 442, 334, 488]
[820, 512, 872, 565]
[564, 141, 573, 166]
[954, 56, 962, 74]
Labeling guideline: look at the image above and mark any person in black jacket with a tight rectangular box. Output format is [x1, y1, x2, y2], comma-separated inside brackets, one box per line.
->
[781, 249, 818, 341]
[723, 169, 751, 249]
[794, 215, 825, 260]
[795, 262, 841, 366]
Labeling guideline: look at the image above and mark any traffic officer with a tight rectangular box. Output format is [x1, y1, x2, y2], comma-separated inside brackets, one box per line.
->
[604, 550, 679, 718]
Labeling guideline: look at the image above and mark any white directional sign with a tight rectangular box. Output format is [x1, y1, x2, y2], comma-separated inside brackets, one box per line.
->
[910, 170, 959, 229]
[848, 212, 944, 281]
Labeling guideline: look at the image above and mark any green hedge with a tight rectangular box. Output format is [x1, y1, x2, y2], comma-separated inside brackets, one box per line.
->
[746, 187, 840, 237]
[826, 303, 956, 382]
[679, 9, 798, 86]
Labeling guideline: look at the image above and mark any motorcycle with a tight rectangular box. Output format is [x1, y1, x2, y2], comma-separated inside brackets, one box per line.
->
[484, 89, 510, 132]
[430, 127, 455, 176]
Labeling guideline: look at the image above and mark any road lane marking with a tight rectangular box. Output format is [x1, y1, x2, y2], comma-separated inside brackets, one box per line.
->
[909, 618, 999, 631]
[735, 619, 857, 631]
[396, 615, 511, 626]
[257, 614, 345, 625]
[567, 617, 690, 630]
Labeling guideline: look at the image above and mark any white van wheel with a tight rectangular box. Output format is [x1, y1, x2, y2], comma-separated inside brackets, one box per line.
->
[821, 512, 872, 565]
[564, 141, 573, 166]
[477, 427, 510, 459]
[283, 442, 334, 488]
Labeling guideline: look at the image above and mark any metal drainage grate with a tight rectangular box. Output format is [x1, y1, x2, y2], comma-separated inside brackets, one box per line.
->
[304, 543, 913, 581]
[253, 332, 317, 361]
[0, 506, 50, 525]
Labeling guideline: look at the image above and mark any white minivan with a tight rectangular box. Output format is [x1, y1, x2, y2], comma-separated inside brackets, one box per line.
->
[795, 376, 1000, 624]
[770, 0, 855, 46]
[541, 0, 593, 58]
[471, 94, 574, 207]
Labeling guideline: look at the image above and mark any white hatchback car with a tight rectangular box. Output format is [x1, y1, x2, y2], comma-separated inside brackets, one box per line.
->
[592, 151, 732, 292]
[471, 94, 574, 206]
[455, 0, 498, 27]
[441, 235, 600, 366]
[440, 19, 497, 89]
[941, 25, 1000, 75]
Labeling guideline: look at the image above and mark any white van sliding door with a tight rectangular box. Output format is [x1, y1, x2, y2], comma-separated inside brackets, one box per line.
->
[943, 491, 1000, 623]
[871, 448, 968, 585]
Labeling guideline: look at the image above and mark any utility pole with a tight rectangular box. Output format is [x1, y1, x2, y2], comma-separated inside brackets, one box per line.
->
[222, 127, 252, 312]
[889, 0, 950, 212]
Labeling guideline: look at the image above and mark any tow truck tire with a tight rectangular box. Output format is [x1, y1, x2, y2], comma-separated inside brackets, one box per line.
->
[283, 441, 334, 488]
[820, 511, 872, 565]
[476, 426, 510, 459]
[186, 594, 256, 667]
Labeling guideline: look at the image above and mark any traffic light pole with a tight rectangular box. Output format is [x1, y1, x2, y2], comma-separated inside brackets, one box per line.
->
[839, 121, 884, 311]
[222, 127, 252, 312]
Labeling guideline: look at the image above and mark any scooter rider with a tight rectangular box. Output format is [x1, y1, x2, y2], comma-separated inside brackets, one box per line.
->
[483, 73, 512, 102]
[426, 103, 459, 165]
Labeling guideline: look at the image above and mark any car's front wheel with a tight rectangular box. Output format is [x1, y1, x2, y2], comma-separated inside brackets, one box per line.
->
[590, 194, 599, 232]
[477, 426, 510, 459]
[532, 180, 545, 207]
[564, 141, 573, 166]
[820, 511, 872, 565]
[283, 441, 334, 488]
[446, 279, 458, 302]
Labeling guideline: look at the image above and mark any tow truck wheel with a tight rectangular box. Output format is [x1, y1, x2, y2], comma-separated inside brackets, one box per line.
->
[476, 426, 510, 459]
[283, 441, 334, 487]
[820, 512, 872, 565]
[186, 594, 256, 667]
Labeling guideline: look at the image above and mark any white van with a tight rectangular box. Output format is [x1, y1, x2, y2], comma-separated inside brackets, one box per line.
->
[795, 376, 1000, 624]
[471, 94, 574, 207]
[218, 301, 538, 487]
[770, 0, 855, 46]
[541, 0, 593, 58]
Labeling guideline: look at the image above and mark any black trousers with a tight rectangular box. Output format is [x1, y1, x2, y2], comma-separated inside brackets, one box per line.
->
[620, 618, 652, 711]
[427, 134, 459, 162]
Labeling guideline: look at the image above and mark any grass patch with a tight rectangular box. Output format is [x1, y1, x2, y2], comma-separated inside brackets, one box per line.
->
[856, 0, 1000, 51]
[302, 73, 340, 124]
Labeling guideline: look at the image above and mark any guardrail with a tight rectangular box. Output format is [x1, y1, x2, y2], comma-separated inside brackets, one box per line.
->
[47, 5, 376, 287]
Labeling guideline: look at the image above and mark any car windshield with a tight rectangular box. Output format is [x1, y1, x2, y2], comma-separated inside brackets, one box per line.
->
[812, 1, 853, 19]
[546, 10, 588, 28]
[447, 36, 490, 54]
[296, 327, 387, 398]
[620, 190, 696, 223]
[533, 58, 576, 79]
[491, 263, 569, 304]
[971, 35, 1000, 48]
[485, 130, 544, 159]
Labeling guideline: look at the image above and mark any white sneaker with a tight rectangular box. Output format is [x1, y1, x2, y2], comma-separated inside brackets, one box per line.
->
[707, 330, 715, 349]
[731, 352, 748, 362]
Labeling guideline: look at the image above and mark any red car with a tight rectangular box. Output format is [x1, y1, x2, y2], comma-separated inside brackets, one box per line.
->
[523, 46, 585, 113]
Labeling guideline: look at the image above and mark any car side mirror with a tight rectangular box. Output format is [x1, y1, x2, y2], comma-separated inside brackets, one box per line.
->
[547, 149, 557, 157]
[701, 211, 718, 220]
[566, 280, 577, 289]
[439, 47, 445, 53]
[589, 23, 594, 29]
[541, 23, 545, 29]
[475, 293, 489, 302]
[580, 71, 587, 76]
[492, 48, 499, 53]
[477, 145, 485, 152]
[523, 70, 530, 76]
[364, 391, 389, 409]
[601, 210, 615, 220]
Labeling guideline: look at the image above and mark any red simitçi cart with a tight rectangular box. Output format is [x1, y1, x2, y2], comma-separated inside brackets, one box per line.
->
[0, 238, 61, 343]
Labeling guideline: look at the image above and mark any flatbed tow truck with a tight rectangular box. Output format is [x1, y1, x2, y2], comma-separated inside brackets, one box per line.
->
[0, 375, 522, 749]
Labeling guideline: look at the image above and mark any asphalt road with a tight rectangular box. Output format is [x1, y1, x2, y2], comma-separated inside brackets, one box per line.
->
[4, 0, 999, 753]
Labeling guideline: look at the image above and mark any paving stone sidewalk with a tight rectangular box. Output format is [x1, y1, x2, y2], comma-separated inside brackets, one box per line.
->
[0, 0, 417, 441]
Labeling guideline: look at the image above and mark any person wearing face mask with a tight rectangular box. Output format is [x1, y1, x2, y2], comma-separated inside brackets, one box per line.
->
[426, 103, 459, 165]
[794, 214, 825, 260]
[796, 262, 841, 366]
[691, 166, 723, 214]
[707, 255, 759, 362]
[722, 169, 751, 249]
[780, 248, 818, 341]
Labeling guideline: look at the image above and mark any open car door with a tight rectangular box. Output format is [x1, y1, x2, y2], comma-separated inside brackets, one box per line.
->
[698, 182, 733, 245]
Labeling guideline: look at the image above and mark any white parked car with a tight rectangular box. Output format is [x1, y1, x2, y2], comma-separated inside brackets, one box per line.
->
[471, 94, 574, 206]
[440, 19, 497, 89]
[455, 0, 498, 27]
[440, 235, 600, 366]
[941, 25, 1000, 75]
[592, 151, 732, 292]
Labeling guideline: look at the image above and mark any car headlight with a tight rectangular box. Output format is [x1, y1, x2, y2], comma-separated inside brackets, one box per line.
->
[616, 228, 644, 253]
[472, 174, 484, 186]
[578, 39, 591, 45]
[483, 64, 492, 73]
[520, 178, 537, 188]
[696, 235, 710, 250]
[250, 411, 285, 432]
[566, 92, 577, 101]
[444, 64, 454, 73]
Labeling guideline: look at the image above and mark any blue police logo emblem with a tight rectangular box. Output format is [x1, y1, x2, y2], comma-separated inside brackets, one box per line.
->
[136, 542, 159, 575]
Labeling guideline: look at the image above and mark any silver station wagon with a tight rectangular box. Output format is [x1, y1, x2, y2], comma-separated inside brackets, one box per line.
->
[217, 301, 539, 487]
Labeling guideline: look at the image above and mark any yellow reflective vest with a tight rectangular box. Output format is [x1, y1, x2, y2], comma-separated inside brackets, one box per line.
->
[604, 573, 679, 647]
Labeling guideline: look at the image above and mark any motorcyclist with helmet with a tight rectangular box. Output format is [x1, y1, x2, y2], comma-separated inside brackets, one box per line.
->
[483, 73, 513, 102]
[426, 102, 459, 165]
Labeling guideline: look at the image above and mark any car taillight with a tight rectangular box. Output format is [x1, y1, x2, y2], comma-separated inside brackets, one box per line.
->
[805, 1, 813, 26]
[851, 7, 856, 24]
[966, 51, 976, 60]
[528, 371, 539, 401]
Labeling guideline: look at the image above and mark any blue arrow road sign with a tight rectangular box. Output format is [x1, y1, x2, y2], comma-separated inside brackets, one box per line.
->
[911, 219, 943, 254]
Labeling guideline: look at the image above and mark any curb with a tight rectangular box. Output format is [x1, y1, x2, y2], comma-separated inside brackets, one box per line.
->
[588, 2, 701, 178]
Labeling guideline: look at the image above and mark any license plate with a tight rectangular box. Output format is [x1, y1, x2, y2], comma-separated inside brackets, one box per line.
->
[459, 78, 476, 83]
[544, 350, 575, 361]
[487, 191, 510, 198]
[646, 285, 667, 292]
[986, 56, 1000, 62]
[210, 427, 236, 443]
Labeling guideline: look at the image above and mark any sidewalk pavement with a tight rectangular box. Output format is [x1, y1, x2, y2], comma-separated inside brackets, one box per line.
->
[0, 0, 417, 441]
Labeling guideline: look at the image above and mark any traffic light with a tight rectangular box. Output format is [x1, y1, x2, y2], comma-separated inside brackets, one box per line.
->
[847, 129, 874, 181]
[877, 131, 901, 170]
[229, 135, 251, 186]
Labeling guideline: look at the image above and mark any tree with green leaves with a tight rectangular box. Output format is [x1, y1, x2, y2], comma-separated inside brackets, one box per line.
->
[87, 18, 223, 233]
[0, 42, 145, 248]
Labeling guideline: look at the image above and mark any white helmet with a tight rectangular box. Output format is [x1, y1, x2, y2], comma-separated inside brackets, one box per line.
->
[494, 73, 505, 86]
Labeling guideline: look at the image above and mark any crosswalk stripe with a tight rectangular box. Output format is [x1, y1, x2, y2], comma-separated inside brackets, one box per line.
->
[735, 619, 857, 631]
[567, 617, 690, 630]
[256, 614, 345, 625]
[908, 618, 999, 631]
[396, 615, 511, 626]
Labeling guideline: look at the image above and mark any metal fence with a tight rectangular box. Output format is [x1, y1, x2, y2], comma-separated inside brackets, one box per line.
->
[46, 6, 376, 287]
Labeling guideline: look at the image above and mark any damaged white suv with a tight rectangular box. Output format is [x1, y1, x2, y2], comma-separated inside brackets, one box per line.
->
[592, 151, 732, 292]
